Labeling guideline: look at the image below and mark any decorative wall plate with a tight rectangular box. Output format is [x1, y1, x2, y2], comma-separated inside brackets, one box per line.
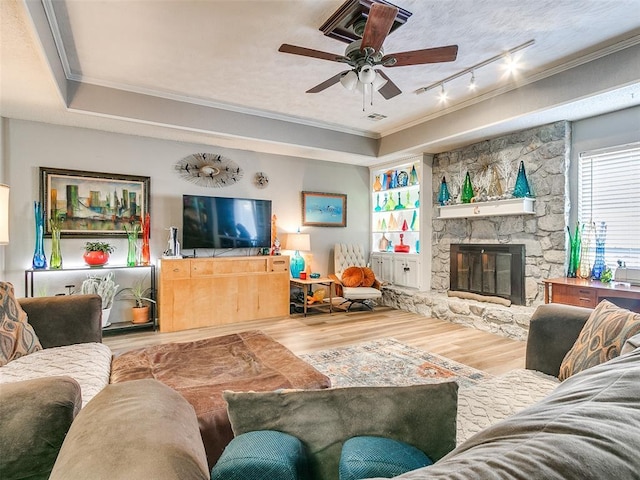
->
[254, 172, 269, 189]
[175, 153, 243, 188]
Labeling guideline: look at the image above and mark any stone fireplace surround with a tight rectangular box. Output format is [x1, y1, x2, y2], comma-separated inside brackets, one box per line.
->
[381, 121, 570, 340]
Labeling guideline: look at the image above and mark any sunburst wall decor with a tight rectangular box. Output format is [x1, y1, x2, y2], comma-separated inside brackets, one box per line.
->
[175, 153, 244, 188]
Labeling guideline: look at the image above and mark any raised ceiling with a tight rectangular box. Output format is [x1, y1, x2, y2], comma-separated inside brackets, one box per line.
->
[2, 0, 640, 166]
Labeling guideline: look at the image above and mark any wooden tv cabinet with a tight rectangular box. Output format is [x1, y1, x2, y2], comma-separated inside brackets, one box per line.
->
[158, 256, 290, 333]
[543, 277, 640, 313]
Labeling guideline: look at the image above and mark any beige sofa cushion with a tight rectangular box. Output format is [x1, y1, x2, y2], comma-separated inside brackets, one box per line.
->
[0, 343, 111, 407]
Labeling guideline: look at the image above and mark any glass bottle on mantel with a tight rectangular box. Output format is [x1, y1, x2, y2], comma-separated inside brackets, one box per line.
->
[437, 176, 451, 205]
[461, 172, 474, 203]
[566, 222, 581, 278]
[513, 161, 532, 198]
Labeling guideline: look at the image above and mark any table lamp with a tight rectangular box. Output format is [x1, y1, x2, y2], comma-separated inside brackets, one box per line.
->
[0, 184, 9, 245]
[285, 232, 310, 278]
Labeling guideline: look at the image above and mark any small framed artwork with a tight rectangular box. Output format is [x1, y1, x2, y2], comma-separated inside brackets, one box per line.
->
[301, 191, 347, 227]
[39, 167, 151, 237]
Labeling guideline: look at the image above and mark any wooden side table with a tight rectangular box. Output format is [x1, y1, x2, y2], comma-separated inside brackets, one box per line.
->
[289, 277, 334, 317]
[543, 277, 640, 313]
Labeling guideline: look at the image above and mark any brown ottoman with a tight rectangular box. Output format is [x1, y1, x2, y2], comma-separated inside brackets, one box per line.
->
[110, 330, 331, 467]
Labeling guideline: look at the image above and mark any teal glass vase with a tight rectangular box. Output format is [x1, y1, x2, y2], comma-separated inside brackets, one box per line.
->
[513, 161, 532, 198]
[290, 252, 305, 279]
[437, 177, 451, 205]
[591, 222, 607, 280]
[461, 172, 474, 203]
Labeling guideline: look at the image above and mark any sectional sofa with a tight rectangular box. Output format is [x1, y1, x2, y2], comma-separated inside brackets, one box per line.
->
[1, 292, 639, 480]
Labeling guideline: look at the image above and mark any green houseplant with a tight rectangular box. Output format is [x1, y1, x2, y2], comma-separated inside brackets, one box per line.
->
[83, 241, 115, 266]
[117, 276, 155, 324]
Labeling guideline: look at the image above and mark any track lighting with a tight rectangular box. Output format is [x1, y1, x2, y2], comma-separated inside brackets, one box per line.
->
[468, 71, 476, 91]
[438, 83, 447, 102]
[414, 39, 535, 98]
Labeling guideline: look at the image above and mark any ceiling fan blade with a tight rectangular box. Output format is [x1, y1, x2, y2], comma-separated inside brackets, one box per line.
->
[306, 71, 350, 93]
[361, 3, 398, 52]
[375, 70, 402, 99]
[383, 45, 459, 67]
[278, 44, 345, 63]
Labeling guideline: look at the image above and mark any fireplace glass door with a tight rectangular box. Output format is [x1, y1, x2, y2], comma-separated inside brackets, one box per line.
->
[450, 244, 525, 305]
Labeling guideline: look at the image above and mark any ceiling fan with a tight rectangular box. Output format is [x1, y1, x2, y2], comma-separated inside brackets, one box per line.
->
[278, 2, 458, 100]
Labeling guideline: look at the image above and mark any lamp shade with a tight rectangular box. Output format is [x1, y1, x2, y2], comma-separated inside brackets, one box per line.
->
[0, 184, 8, 245]
[340, 70, 358, 91]
[285, 233, 310, 252]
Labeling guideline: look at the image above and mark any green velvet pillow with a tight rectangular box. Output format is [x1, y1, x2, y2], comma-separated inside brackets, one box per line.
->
[0, 376, 81, 480]
[224, 383, 458, 480]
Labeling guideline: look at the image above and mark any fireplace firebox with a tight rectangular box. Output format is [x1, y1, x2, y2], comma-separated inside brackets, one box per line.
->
[450, 244, 525, 305]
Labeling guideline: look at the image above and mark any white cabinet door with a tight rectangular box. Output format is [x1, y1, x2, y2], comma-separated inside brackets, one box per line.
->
[393, 255, 420, 288]
[371, 253, 393, 284]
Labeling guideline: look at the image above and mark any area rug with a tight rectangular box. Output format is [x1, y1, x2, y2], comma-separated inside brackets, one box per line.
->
[299, 338, 492, 388]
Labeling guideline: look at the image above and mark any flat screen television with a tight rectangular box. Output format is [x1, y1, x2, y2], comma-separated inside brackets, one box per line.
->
[182, 194, 272, 250]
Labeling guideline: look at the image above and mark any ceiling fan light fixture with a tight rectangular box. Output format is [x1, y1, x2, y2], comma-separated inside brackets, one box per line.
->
[340, 70, 359, 91]
[358, 66, 376, 85]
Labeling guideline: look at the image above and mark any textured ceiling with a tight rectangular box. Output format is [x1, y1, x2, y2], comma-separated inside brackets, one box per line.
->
[2, 0, 640, 165]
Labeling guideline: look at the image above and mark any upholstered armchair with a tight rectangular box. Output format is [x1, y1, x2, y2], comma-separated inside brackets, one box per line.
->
[329, 243, 382, 311]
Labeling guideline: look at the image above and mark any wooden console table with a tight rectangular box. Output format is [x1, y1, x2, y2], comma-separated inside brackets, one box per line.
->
[543, 277, 640, 313]
[158, 256, 290, 332]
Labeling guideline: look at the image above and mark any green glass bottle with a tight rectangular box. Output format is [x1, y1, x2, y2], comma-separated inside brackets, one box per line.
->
[461, 172, 474, 203]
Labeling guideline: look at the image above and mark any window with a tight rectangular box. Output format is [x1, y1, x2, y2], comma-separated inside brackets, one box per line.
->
[578, 143, 640, 269]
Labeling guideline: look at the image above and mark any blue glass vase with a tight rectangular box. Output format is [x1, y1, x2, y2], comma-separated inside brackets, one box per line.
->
[437, 177, 451, 205]
[32, 201, 47, 269]
[290, 251, 305, 279]
[591, 222, 607, 280]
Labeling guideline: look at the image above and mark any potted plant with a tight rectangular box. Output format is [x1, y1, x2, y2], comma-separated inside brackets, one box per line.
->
[80, 272, 119, 328]
[117, 276, 155, 324]
[83, 241, 115, 266]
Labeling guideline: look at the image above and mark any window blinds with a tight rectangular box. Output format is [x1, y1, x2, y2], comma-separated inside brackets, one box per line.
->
[578, 143, 640, 269]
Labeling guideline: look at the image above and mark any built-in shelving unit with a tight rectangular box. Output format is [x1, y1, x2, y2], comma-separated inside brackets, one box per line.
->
[370, 159, 425, 289]
[437, 197, 535, 219]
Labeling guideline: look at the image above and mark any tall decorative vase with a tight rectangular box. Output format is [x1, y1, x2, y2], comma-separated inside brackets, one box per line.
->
[32, 202, 47, 269]
[567, 222, 581, 278]
[140, 213, 151, 266]
[591, 221, 607, 280]
[373, 175, 382, 191]
[461, 172, 474, 203]
[49, 227, 62, 269]
[437, 176, 451, 205]
[578, 222, 595, 279]
[126, 233, 137, 267]
[513, 161, 532, 198]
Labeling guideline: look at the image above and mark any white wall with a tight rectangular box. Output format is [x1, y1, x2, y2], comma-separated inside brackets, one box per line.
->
[2, 119, 370, 294]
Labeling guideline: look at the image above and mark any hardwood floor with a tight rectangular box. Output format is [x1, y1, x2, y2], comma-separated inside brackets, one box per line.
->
[104, 306, 526, 375]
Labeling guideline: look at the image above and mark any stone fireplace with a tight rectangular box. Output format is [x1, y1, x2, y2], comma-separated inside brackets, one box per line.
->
[381, 121, 571, 340]
[450, 244, 525, 305]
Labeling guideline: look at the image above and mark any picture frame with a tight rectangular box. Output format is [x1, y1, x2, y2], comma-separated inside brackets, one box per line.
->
[39, 167, 150, 237]
[301, 191, 347, 227]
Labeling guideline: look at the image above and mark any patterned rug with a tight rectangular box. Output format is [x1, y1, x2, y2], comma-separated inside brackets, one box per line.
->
[300, 338, 492, 389]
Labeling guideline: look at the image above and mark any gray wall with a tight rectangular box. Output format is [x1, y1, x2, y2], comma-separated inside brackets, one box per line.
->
[1, 119, 370, 293]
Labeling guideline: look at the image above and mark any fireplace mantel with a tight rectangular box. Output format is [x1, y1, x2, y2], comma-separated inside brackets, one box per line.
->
[438, 198, 535, 219]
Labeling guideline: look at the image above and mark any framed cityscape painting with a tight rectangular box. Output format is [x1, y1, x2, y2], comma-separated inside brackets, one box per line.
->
[39, 167, 150, 237]
[301, 191, 347, 227]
